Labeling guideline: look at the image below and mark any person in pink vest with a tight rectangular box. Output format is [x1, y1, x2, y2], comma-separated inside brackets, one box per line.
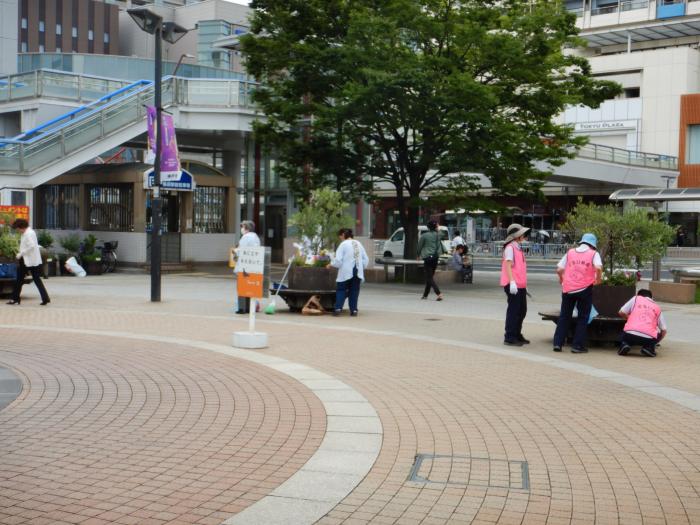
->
[501, 223, 530, 346]
[552, 233, 603, 353]
[618, 289, 667, 357]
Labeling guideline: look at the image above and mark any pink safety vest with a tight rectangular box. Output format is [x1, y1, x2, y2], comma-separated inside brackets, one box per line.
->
[562, 248, 597, 293]
[500, 242, 527, 288]
[624, 296, 661, 338]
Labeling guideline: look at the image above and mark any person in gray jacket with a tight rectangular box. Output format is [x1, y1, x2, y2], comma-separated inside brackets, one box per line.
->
[417, 220, 445, 301]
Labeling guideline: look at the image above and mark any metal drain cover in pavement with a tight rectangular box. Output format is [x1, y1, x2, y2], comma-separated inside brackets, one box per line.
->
[408, 454, 529, 491]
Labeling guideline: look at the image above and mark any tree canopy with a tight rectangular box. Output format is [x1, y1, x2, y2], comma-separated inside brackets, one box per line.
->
[241, 0, 621, 256]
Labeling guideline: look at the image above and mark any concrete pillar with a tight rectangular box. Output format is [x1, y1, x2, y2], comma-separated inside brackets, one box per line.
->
[222, 150, 241, 234]
[133, 182, 147, 232]
[180, 192, 193, 233]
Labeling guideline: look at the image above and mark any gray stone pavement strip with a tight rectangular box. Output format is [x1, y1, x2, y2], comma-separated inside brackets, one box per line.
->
[0, 324, 383, 525]
[0, 366, 22, 411]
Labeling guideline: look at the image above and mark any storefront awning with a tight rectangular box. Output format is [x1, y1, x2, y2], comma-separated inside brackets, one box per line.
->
[581, 16, 700, 47]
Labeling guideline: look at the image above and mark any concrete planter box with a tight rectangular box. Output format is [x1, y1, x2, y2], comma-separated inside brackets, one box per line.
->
[649, 281, 696, 304]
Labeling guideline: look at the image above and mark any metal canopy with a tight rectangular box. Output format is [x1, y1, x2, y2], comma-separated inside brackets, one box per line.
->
[609, 187, 700, 202]
[581, 17, 700, 47]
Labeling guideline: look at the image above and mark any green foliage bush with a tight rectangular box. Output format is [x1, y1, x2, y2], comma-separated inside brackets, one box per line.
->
[37, 230, 54, 248]
[0, 230, 19, 260]
[59, 233, 81, 254]
[564, 200, 675, 276]
[288, 188, 354, 255]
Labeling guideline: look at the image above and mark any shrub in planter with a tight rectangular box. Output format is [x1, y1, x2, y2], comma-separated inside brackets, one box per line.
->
[37, 230, 54, 249]
[81, 252, 103, 275]
[45, 253, 57, 277]
[565, 200, 675, 315]
[59, 233, 81, 256]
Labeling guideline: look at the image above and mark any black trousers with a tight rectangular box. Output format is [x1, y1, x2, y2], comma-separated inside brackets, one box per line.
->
[13, 260, 50, 303]
[503, 286, 527, 342]
[423, 256, 441, 297]
[553, 286, 593, 349]
[621, 332, 659, 352]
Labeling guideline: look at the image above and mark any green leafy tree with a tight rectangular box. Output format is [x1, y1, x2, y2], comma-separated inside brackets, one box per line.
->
[241, 0, 620, 257]
[563, 200, 675, 276]
[288, 187, 354, 255]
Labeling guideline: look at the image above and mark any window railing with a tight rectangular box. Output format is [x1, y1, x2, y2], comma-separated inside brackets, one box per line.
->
[576, 143, 678, 170]
[592, 3, 619, 14]
[621, 0, 649, 10]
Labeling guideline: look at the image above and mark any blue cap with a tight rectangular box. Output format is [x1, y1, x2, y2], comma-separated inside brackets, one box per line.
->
[579, 233, 597, 249]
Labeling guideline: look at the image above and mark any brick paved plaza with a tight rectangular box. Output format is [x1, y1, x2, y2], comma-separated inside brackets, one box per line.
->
[1, 271, 700, 524]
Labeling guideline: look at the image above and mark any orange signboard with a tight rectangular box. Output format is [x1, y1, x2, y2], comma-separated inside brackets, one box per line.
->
[237, 272, 264, 299]
[0, 205, 29, 224]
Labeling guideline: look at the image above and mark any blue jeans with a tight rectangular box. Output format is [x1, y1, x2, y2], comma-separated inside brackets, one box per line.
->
[553, 286, 593, 349]
[335, 267, 361, 312]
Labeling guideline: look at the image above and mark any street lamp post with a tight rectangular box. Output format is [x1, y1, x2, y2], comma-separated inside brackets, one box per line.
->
[173, 53, 195, 76]
[127, 8, 188, 302]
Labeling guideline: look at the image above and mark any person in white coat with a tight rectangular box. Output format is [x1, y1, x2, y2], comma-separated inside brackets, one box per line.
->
[235, 220, 261, 314]
[329, 228, 369, 317]
[7, 218, 50, 305]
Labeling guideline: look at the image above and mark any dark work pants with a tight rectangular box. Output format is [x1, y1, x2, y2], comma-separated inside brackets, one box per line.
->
[335, 267, 361, 312]
[553, 285, 593, 349]
[423, 256, 441, 298]
[13, 260, 49, 304]
[237, 297, 251, 313]
[621, 332, 659, 352]
[503, 286, 527, 342]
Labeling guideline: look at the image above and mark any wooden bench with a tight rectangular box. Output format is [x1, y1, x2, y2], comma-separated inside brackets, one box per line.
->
[539, 310, 626, 345]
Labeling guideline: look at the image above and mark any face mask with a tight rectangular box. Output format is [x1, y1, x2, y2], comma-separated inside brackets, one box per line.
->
[240, 229, 246, 236]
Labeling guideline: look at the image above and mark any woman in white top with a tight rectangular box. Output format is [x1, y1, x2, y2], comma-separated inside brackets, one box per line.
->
[7, 218, 50, 305]
[235, 220, 261, 314]
[330, 228, 369, 317]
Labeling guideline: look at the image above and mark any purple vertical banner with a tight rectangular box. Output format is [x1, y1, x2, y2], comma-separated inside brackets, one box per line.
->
[145, 106, 181, 180]
[146, 106, 157, 165]
[160, 113, 181, 180]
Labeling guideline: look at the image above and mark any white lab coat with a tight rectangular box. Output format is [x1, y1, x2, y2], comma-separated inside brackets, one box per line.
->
[235, 231, 261, 274]
[17, 227, 42, 267]
[331, 239, 369, 282]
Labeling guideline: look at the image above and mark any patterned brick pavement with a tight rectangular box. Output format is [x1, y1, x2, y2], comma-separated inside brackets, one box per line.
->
[2, 275, 700, 524]
[0, 329, 325, 525]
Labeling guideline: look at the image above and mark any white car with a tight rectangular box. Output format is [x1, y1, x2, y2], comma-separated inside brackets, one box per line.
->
[382, 226, 451, 258]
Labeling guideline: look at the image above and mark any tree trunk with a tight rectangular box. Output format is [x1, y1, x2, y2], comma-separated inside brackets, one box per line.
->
[399, 201, 420, 260]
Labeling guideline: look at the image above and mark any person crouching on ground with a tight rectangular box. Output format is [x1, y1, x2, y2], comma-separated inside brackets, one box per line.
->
[501, 223, 530, 346]
[618, 289, 667, 357]
[552, 233, 603, 354]
[449, 244, 471, 284]
[235, 220, 261, 315]
[418, 220, 445, 301]
[329, 228, 369, 317]
[7, 218, 50, 306]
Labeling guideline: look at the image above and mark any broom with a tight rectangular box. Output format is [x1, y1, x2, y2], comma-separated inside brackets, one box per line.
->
[265, 258, 294, 315]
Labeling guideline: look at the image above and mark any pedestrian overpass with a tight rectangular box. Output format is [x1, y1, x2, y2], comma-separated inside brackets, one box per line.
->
[0, 69, 679, 191]
[0, 69, 258, 189]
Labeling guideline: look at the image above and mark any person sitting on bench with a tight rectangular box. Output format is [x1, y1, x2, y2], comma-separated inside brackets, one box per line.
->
[449, 244, 472, 284]
[618, 289, 667, 358]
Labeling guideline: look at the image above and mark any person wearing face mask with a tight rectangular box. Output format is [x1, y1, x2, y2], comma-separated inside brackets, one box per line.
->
[235, 220, 261, 314]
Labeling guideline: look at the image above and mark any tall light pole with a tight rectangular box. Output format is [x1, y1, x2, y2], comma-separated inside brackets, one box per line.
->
[127, 8, 188, 302]
[172, 53, 195, 76]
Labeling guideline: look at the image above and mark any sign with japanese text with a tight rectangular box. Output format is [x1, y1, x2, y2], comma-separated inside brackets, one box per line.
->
[236, 246, 266, 298]
[143, 168, 196, 192]
[0, 205, 29, 224]
[146, 106, 181, 180]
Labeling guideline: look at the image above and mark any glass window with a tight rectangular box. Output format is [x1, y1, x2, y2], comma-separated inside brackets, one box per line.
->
[104, 33, 109, 44]
[39, 21, 45, 32]
[56, 24, 62, 35]
[21, 42, 27, 52]
[193, 186, 226, 233]
[39, 185, 80, 230]
[10, 191, 26, 206]
[39, 44, 44, 53]
[88, 30, 94, 41]
[87, 184, 134, 232]
[391, 230, 404, 242]
[21, 18, 27, 29]
[72, 27, 77, 37]
[56, 47, 61, 53]
[688, 125, 700, 164]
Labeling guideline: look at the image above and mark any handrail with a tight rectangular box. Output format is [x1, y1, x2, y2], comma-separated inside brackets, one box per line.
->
[0, 68, 137, 86]
[575, 142, 678, 170]
[13, 80, 152, 141]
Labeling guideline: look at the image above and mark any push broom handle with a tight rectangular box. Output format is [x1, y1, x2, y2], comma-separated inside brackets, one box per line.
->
[275, 259, 294, 297]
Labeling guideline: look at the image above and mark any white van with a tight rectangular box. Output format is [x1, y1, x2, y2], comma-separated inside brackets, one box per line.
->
[382, 226, 451, 258]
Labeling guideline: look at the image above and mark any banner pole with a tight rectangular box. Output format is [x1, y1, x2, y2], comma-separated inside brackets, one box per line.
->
[249, 300, 255, 333]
